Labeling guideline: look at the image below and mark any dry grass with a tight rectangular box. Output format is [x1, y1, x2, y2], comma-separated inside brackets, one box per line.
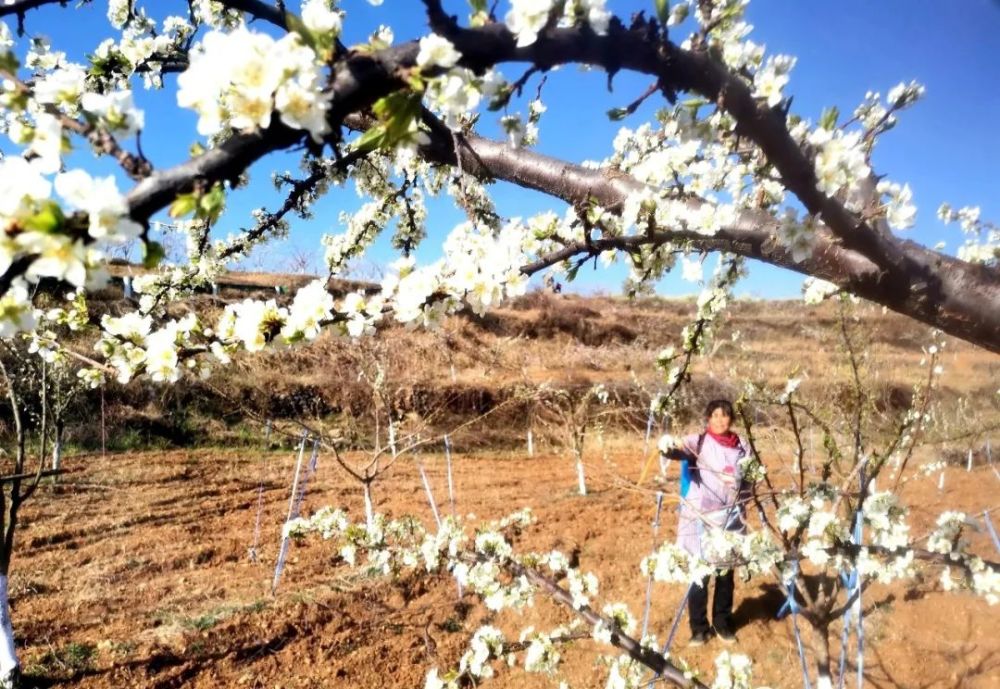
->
[26, 279, 999, 452]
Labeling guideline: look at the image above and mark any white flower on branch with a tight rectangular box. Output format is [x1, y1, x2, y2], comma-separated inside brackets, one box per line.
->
[229, 298, 288, 352]
[301, 0, 343, 37]
[425, 68, 483, 127]
[101, 311, 152, 345]
[601, 602, 637, 637]
[32, 64, 87, 114]
[863, 492, 910, 549]
[416, 34, 461, 70]
[55, 169, 143, 242]
[460, 626, 505, 679]
[281, 279, 334, 343]
[777, 209, 818, 263]
[802, 277, 840, 305]
[505, 0, 558, 47]
[807, 127, 870, 198]
[876, 180, 916, 230]
[887, 80, 926, 109]
[776, 496, 810, 533]
[18, 232, 89, 288]
[926, 511, 967, 556]
[542, 550, 570, 574]
[753, 55, 796, 107]
[681, 254, 704, 283]
[81, 89, 145, 139]
[12, 112, 64, 175]
[177, 27, 329, 142]
[604, 654, 644, 689]
[778, 377, 801, 404]
[562, 0, 612, 35]
[107, 0, 131, 29]
[970, 558, 1000, 605]
[0, 280, 36, 338]
[711, 651, 754, 689]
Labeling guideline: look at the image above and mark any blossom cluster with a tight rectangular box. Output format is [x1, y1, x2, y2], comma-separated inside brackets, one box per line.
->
[177, 25, 331, 142]
[93, 10, 195, 88]
[938, 203, 998, 265]
[505, 0, 611, 47]
[0, 160, 142, 338]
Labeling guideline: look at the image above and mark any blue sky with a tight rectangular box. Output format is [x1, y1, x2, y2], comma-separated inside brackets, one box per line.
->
[9, 0, 1000, 297]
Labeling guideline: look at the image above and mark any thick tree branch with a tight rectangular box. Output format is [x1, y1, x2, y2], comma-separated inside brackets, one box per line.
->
[413, 20, 998, 347]
[215, 0, 286, 28]
[404, 117, 1000, 352]
[0, 0, 63, 19]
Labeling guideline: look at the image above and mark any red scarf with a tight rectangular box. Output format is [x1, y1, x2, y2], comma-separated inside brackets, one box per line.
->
[706, 429, 740, 449]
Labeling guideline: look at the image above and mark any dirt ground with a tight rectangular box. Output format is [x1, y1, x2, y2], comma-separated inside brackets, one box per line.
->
[10, 438, 1000, 689]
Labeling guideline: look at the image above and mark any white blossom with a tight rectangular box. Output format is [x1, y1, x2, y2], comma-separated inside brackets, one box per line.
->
[802, 277, 840, 305]
[876, 180, 916, 230]
[301, 0, 342, 36]
[505, 0, 557, 47]
[177, 27, 329, 142]
[711, 651, 753, 689]
[54, 169, 143, 241]
[81, 89, 145, 138]
[416, 34, 461, 70]
[807, 127, 870, 197]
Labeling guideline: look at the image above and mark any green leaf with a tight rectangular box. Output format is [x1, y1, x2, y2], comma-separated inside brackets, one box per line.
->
[819, 106, 840, 131]
[22, 201, 65, 233]
[142, 241, 166, 269]
[351, 124, 387, 154]
[168, 193, 197, 219]
[655, 0, 670, 24]
[680, 97, 708, 111]
[405, 72, 426, 93]
[0, 51, 19, 74]
[469, 0, 487, 12]
[352, 91, 426, 153]
[607, 107, 629, 121]
[198, 183, 226, 226]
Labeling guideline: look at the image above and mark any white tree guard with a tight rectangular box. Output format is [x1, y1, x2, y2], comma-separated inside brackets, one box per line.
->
[0, 576, 18, 688]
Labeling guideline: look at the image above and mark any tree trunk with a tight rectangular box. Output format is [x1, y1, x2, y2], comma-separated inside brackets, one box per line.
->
[363, 482, 375, 530]
[575, 450, 587, 496]
[51, 420, 63, 474]
[812, 622, 833, 689]
[0, 576, 19, 689]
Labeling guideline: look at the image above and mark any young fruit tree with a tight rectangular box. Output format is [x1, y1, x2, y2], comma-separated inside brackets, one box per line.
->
[0, 305, 99, 686]
[0, 0, 997, 686]
[534, 382, 615, 496]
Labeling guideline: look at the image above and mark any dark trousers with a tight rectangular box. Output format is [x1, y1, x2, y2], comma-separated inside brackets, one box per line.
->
[688, 569, 735, 634]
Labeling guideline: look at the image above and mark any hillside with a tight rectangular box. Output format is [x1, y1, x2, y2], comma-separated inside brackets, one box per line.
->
[43, 269, 998, 453]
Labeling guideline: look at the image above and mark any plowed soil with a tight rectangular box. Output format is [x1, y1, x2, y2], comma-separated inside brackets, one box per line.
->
[11, 440, 1000, 688]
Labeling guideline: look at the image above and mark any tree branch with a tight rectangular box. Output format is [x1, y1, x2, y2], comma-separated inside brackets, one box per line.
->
[407, 119, 1000, 352]
[502, 556, 710, 689]
[0, 0, 63, 19]
[215, 0, 287, 28]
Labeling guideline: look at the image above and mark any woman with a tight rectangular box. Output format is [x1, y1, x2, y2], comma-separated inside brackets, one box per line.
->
[659, 399, 749, 646]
